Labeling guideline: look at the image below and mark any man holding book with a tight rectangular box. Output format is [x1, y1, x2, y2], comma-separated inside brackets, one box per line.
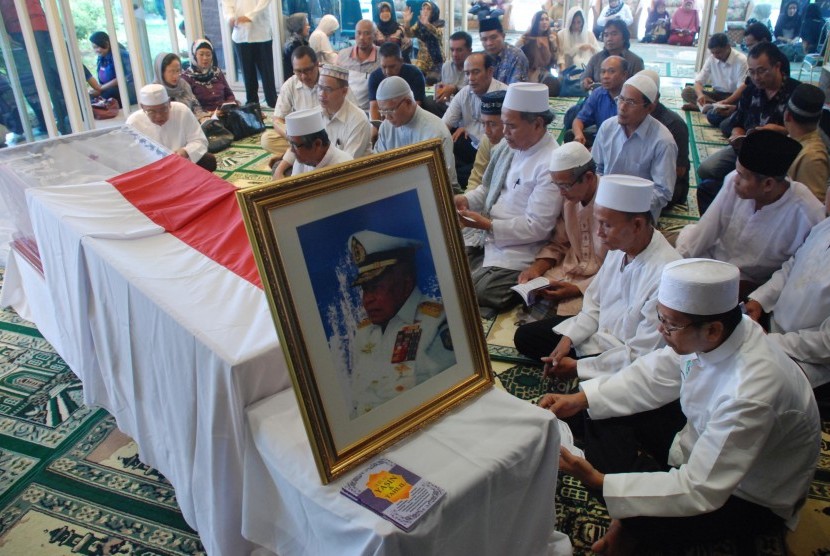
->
[513, 142, 608, 318]
[513, 175, 679, 379]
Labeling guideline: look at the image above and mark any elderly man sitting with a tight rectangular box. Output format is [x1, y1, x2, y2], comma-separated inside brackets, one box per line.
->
[373, 75, 458, 190]
[126, 84, 216, 171]
[283, 108, 352, 176]
[454, 82, 561, 316]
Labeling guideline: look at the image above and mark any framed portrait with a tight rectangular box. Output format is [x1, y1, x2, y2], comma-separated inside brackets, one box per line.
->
[237, 139, 493, 484]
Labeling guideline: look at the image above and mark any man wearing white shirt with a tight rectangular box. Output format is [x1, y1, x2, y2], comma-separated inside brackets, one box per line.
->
[541, 259, 819, 554]
[284, 108, 352, 177]
[373, 76, 458, 190]
[591, 72, 678, 222]
[745, 216, 830, 387]
[681, 32, 748, 130]
[221, 0, 276, 107]
[516, 175, 680, 379]
[126, 84, 215, 171]
[335, 19, 380, 110]
[442, 52, 507, 188]
[435, 31, 472, 104]
[455, 82, 561, 314]
[273, 65, 371, 179]
[676, 130, 825, 296]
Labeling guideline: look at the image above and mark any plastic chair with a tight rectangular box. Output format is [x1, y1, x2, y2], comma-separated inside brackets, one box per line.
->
[799, 21, 830, 83]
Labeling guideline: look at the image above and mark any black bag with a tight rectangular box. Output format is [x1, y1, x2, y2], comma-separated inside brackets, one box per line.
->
[559, 65, 587, 98]
[220, 102, 266, 140]
[201, 119, 234, 153]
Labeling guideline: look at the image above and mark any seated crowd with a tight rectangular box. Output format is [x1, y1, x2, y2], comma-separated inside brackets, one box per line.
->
[112, 6, 830, 553]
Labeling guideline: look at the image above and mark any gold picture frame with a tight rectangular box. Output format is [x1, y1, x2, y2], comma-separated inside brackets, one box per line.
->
[237, 139, 494, 484]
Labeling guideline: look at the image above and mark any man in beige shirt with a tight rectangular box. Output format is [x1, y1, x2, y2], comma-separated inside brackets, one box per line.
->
[785, 83, 829, 204]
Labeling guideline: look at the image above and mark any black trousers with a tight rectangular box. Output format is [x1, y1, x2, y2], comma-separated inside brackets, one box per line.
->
[234, 40, 277, 108]
[513, 315, 573, 361]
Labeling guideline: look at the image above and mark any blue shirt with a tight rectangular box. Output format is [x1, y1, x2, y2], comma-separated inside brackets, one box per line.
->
[576, 87, 617, 128]
[492, 44, 529, 84]
[368, 63, 427, 103]
[593, 114, 678, 221]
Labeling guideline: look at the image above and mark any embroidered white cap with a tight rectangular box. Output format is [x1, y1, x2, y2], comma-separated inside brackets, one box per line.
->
[376, 76, 412, 101]
[502, 82, 550, 113]
[658, 259, 740, 315]
[139, 84, 168, 106]
[285, 108, 325, 137]
[549, 141, 593, 172]
[624, 72, 658, 104]
[595, 174, 653, 213]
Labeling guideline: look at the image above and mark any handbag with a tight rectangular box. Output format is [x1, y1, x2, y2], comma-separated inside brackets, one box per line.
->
[219, 102, 266, 140]
[91, 97, 119, 120]
[559, 65, 586, 98]
[201, 119, 235, 153]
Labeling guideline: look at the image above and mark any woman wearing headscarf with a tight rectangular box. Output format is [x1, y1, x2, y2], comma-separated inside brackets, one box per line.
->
[182, 39, 237, 113]
[801, 3, 826, 54]
[668, 0, 699, 46]
[88, 31, 136, 106]
[154, 52, 210, 122]
[775, 1, 803, 42]
[374, 2, 412, 59]
[557, 6, 599, 70]
[641, 0, 670, 43]
[309, 14, 339, 64]
[517, 11, 560, 85]
[593, 0, 633, 39]
[402, 1, 444, 82]
[282, 13, 310, 81]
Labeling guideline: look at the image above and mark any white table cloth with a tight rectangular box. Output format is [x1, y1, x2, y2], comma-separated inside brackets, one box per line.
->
[4, 179, 290, 555]
[242, 387, 573, 556]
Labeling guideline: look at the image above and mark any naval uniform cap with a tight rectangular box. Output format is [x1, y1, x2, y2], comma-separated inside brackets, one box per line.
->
[349, 230, 422, 286]
[285, 107, 325, 137]
[658, 258, 740, 316]
[595, 174, 653, 213]
[139, 83, 169, 106]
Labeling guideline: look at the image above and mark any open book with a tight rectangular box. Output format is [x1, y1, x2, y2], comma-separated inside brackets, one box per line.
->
[510, 276, 550, 306]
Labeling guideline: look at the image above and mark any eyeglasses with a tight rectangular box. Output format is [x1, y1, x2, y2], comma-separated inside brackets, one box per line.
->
[656, 310, 695, 334]
[615, 95, 646, 107]
[747, 66, 771, 77]
[378, 98, 406, 116]
[143, 104, 170, 116]
[293, 65, 317, 76]
[289, 139, 310, 150]
[554, 173, 584, 191]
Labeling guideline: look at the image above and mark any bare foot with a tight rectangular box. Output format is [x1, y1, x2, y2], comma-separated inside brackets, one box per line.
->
[592, 519, 637, 555]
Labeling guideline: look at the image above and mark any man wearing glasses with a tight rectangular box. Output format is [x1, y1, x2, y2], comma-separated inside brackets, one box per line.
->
[514, 174, 679, 379]
[696, 42, 799, 214]
[373, 76, 458, 189]
[283, 108, 352, 177]
[591, 71, 678, 222]
[272, 65, 371, 179]
[126, 84, 216, 171]
[541, 259, 819, 555]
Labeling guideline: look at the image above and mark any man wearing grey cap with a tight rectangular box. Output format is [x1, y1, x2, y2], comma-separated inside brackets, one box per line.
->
[591, 71, 678, 222]
[347, 230, 456, 416]
[784, 83, 830, 203]
[515, 174, 679, 379]
[676, 129, 824, 296]
[126, 83, 216, 171]
[542, 259, 819, 554]
[455, 82, 561, 315]
[283, 108, 352, 176]
[373, 76, 458, 189]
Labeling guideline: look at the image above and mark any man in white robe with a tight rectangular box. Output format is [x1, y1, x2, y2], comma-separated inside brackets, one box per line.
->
[541, 259, 820, 554]
[454, 82, 561, 315]
[373, 76, 459, 190]
[746, 216, 830, 387]
[676, 129, 825, 295]
[126, 84, 215, 171]
[284, 108, 351, 176]
[517, 174, 680, 379]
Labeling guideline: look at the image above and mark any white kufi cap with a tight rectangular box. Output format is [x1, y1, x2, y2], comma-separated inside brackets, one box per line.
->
[139, 83, 168, 106]
[503, 82, 550, 113]
[624, 72, 658, 103]
[285, 108, 325, 136]
[376, 76, 412, 101]
[595, 174, 653, 213]
[658, 259, 740, 315]
[549, 142, 593, 172]
[639, 69, 660, 91]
